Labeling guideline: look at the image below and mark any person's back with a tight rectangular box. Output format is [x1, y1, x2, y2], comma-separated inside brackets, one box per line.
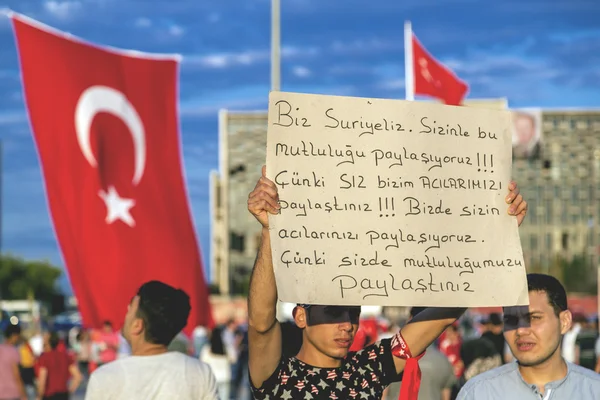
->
[0, 341, 21, 399]
[392, 344, 456, 400]
[37, 348, 73, 396]
[86, 352, 217, 399]
[85, 281, 218, 400]
[0, 324, 27, 400]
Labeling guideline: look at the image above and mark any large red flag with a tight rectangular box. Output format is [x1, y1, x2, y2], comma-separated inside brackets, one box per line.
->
[412, 33, 469, 105]
[11, 14, 213, 334]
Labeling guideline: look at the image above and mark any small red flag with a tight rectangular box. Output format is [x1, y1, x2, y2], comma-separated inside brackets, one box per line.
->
[11, 14, 213, 334]
[412, 34, 469, 105]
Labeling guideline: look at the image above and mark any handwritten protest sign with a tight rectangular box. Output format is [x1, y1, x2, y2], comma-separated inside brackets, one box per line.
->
[266, 91, 528, 307]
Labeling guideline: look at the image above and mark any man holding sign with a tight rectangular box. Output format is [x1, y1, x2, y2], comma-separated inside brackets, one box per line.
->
[246, 166, 527, 400]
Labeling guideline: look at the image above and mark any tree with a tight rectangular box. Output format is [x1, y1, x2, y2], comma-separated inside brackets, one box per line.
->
[0, 254, 62, 303]
[557, 254, 597, 295]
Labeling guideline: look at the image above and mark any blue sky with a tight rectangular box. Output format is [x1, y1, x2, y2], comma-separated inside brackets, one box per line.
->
[0, 0, 598, 293]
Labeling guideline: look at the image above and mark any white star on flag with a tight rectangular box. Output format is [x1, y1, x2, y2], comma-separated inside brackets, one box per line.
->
[98, 186, 136, 227]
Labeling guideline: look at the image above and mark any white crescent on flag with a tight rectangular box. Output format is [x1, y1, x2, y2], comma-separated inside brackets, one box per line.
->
[74, 85, 147, 227]
[75, 85, 146, 185]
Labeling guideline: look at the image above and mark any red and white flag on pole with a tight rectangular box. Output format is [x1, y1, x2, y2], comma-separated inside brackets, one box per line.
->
[10, 13, 213, 333]
[405, 22, 469, 106]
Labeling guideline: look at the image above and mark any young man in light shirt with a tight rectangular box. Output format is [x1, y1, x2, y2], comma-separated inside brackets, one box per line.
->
[457, 274, 600, 399]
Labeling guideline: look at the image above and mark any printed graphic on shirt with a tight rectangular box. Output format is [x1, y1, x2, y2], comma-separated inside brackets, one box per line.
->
[251, 338, 401, 400]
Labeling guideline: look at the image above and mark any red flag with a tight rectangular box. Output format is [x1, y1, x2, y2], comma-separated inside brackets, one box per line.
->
[11, 14, 213, 334]
[412, 34, 468, 105]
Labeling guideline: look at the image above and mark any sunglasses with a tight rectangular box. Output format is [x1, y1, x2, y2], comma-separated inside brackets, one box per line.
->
[299, 304, 362, 326]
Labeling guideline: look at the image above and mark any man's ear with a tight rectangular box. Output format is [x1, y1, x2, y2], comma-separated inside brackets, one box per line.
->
[559, 310, 572, 335]
[132, 316, 145, 337]
[294, 306, 308, 329]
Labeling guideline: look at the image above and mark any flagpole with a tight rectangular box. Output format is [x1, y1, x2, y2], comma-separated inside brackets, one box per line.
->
[271, 0, 281, 91]
[404, 21, 414, 101]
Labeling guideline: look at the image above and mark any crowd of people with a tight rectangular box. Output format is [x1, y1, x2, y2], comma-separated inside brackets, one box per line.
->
[0, 169, 599, 400]
[0, 284, 252, 400]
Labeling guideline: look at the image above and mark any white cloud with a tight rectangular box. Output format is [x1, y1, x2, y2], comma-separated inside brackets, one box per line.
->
[378, 79, 405, 90]
[0, 111, 27, 125]
[44, 0, 82, 19]
[134, 17, 151, 28]
[183, 45, 319, 69]
[331, 38, 401, 54]
[169, 25, 184, 37]
[292, 66, 311, 78]
[184, 49, 269, 69]
[180, 97, 267, 117]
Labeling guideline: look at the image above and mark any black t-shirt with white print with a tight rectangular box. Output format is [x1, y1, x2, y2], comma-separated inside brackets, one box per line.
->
[251, 338, 402, 400]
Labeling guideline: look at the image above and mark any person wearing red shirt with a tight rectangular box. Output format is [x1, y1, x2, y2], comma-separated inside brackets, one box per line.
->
[36, 332, 82, 400]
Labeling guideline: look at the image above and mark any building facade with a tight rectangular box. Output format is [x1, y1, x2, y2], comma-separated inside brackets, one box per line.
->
[210, 104, 600, 295]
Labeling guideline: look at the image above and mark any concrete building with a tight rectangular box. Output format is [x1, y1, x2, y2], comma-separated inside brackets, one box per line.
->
[516, 110, 600, 275]
[210, 103, 600, 295]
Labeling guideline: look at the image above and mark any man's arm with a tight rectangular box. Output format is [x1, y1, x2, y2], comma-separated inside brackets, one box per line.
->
[247, 166, 283, 389]
[36, 367, 48, 400]
[68, 363, 83, 394]
[10, 362, 26, 400]
[392, 308, 467, 373]
[391, 181, 527, 374]
[442, 388, 452, 400]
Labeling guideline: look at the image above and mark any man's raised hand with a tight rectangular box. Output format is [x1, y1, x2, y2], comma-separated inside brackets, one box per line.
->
[248, 165, 280, 228]
[506, 181, 528, 226]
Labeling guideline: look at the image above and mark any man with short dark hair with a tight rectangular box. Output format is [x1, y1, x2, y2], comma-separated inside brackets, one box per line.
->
[457, 273, 600, 399]
[85, 281, 218, 400]
[247, 167, 528, 400]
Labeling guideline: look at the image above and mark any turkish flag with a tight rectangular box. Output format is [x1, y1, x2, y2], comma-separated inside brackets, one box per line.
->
[412, 34, 469, 105]
[11, 14, 213, 334]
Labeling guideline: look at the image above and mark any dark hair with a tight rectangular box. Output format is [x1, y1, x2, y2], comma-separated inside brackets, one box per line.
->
[49, 332, 60, 350]
[527, 273, 568, 316]
[209, 325, 226, 356]
[135, 281, 191, 346]
[488, 313, 502, 326]
[4, 324, 21, 339]
[409, 307, 427, 318]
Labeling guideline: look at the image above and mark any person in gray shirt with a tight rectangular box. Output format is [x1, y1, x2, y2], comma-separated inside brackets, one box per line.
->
[387, 307, 457, 400]
[457, 273, 600, 400]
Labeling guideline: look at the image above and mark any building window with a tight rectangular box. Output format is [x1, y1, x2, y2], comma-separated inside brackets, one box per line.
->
[530, 235, 538, 250]
[545, 200, 553, 223]
[546, 233, 553, 251]
[229, 163, 246, 176]
[230, 232, 245, 252]
[529, 200, 537, 224]
[562, 233, 569, 250]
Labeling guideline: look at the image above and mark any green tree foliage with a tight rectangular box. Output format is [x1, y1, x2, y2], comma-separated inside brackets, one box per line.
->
[557, 254, 597, 295]
[0, 254, 62, 302]
[527, 254, 597, 295]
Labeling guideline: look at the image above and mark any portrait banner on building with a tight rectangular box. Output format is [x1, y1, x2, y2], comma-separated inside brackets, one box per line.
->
[266, 91, 528, 307]
[511, 108, 542, 160]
